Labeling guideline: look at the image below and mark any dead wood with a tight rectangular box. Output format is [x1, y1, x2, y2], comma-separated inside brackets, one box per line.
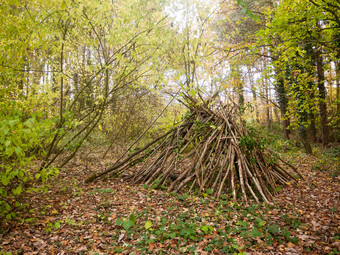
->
[85, 96, 301, 203]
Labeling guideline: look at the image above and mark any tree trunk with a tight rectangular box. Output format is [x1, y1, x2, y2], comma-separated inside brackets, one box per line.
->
[309, 112, 317, 143]
[315, 46, 329, 146]
[336, 60, 340, 130]
[286, 62, 312, 154]
[274, 108, 280, 123]
[231, 64, 244, 109]
[59, 31, 65, 127]
[249, 68, 259, 123]
[277, 76, 290, 139]
[263, 58, 272, 129]
[304, 41, 317, 143]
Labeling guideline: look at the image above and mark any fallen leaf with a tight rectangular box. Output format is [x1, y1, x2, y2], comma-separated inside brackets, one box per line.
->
[148, 242, 156, 251]
[118, 233, 125, 242]
[287, 242, 294, 248]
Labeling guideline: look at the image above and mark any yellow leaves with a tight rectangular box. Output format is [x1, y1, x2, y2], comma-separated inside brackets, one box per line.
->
[60, 1, 66, 10]
[145, 220, 152, 229]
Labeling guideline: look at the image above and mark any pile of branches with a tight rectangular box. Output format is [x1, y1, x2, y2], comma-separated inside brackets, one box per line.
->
[86, 97, 302, 203]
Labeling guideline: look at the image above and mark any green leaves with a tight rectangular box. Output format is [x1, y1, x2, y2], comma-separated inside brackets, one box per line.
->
[129, 214, 136, 224]
[1, 175, 10, 186]
[255, 218, 266, 228]
[12, 186, 22, 196]
[106, 196, 306, 253]
[201, 225, 214, 234]
[239, 134, 255, 152]
[236, 0, 260, 21]
[250, 227, 262, 238]
[267, 224, 279, 234]
[122, 220, 134, 231]
[115, 218, 123, 226]
[0, 106, 56, 221]
[116, 213, 137, 231]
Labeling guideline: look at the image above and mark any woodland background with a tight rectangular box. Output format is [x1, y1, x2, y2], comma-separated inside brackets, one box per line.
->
[0, 0, 339, 254]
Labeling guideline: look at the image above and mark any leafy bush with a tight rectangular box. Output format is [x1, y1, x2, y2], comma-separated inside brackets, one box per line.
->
[0, 100, 56, 224]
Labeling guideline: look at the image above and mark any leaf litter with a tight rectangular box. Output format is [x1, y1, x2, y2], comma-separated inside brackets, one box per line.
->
[0, 150, 339, 255]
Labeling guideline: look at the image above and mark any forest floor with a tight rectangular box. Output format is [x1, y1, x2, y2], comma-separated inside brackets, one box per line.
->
[0, 148, 339, 255]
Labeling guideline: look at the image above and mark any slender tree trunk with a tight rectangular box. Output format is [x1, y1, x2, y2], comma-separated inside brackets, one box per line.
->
[299, 123, 312, 154]
[32, 50, 45, 94]
[336, 60, 340, 130]
[249, 68, 259, 123]
[269, 79, 273, 122]
[272, 49, 290, 139]
[304, 41, 317, 143]
[79, 46, 86, 112]
[231, 64, 244, 109]
[294, 81, 312, 153]
[25, 59, 30, 98]
[64, 52, 71, 102]
[277, 76, 290, 139]
[237, 78, 244, 109]
[286, 62, 312, 153]
[18, 53, 29, 98]
[265, 77, 271, 129]
[274, 107, 279, 123]
[263, 57, 272, 129]
[309, 112, 317, 143]
[86, 47, 94, 108]
[315, 46, 329, 146]
[74, 72, 80, 115]
[59, 33, 65, 127]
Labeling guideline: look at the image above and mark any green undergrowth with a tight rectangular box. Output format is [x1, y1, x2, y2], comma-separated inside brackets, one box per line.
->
[312, 146, 340, 179]
[90, 192, 306, 254]
[253, 123, 298, 154]
[0, 102, 58, 225]
[255, 122, 339, 179]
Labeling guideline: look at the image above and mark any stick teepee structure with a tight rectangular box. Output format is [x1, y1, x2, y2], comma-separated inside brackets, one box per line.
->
[86, 96, 302, 203]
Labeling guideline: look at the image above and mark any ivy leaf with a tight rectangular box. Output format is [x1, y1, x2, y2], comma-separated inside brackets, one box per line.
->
[255, 218, 266, 227]
[251, 227, 262, 238]
[169, 232, 177, 238]
[4, 140, 11, 147]
[267, 224, 279, 234]
[12, 186, 22, 196]
[115, 218, 122, 226]
[1, 176, 10, 186]
[15, 146, 21, 156]
[54, 221, 61, 229]
[129, 214, 136, 224]
[122, 220, 134, 230]
[240, 230, 249, 238]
